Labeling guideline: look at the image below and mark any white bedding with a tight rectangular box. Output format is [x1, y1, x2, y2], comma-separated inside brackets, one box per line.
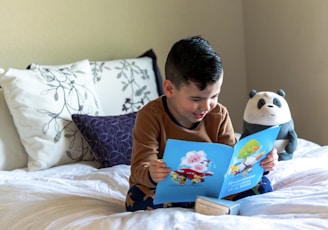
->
[1, 138, 328, 230]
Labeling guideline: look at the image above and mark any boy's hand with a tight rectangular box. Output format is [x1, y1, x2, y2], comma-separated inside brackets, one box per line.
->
[260, 148, 278, 171]
[149, 159, 171, 183]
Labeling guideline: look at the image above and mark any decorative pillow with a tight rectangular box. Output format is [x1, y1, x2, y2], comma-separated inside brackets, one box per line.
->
[0, 60, 100, 171]
[90, 49, 163, 115]
[0, 88, 28, 170]
[72, 112, 137, 168]
[138, 49, 163, 95]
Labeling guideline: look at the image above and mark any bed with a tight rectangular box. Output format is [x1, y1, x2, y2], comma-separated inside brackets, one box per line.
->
[0, 50, 328, 230]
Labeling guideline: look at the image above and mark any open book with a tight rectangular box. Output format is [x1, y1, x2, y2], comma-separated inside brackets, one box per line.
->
[153, 126, 280, 205]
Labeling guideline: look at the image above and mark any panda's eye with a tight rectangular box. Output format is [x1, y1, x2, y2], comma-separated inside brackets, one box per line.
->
[273, 98, 282, 108]
[257, 99, 265, 109]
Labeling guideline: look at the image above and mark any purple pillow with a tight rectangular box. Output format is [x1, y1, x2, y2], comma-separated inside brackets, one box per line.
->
[72, 112, 136, 168]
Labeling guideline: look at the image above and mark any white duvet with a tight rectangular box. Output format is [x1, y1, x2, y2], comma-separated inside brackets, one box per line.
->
[0, 138, 328, 230]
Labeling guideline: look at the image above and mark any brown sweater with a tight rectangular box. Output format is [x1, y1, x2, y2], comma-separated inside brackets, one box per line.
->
[129, 96, 236, 189]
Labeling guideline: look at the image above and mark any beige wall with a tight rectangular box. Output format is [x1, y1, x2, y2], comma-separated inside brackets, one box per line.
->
[243, 0, 328, 145]
[2, 0, 326, 145]
[0, 0, 247, 134]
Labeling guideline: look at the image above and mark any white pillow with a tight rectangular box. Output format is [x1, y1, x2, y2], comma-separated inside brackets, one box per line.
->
[0, 88, 28, 170]
[90, 52, 162, 115]
[0, 60, 101, 171]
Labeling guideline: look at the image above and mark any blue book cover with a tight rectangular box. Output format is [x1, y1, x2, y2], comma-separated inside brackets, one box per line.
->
[153, 126, 280, 205]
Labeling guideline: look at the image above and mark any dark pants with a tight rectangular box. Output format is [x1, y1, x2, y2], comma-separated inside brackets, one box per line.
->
[125, 176, 272, 211]
[125, 184, 194, 211]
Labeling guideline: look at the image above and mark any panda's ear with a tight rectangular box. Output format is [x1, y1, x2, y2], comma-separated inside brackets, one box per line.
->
[249, 89, 257, 98]
[277, 89, 286, 97]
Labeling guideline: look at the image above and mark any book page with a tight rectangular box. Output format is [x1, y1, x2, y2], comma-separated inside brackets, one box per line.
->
[219, 125, 280, 199]
[154, 140, 233, 204]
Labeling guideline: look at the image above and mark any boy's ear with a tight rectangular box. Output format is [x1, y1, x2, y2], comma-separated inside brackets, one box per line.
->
[163, 80, 174, 97]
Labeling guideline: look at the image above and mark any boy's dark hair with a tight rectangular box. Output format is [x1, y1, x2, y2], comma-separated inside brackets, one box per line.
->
[165, 36, 223, 90]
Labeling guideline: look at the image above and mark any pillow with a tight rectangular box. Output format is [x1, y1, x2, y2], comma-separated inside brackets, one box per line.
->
[138, 49, 164, 96]
[90, 49, 163, 115]
[72, 112, 136, 168]
[0, 60, 101, 171]
[0, 88, 28, 170]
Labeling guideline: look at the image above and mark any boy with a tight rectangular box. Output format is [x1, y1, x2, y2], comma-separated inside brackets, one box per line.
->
[125, 36, 278, 211]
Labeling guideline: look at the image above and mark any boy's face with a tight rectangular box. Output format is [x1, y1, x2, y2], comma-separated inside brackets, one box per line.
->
[164, 76, 223, 129]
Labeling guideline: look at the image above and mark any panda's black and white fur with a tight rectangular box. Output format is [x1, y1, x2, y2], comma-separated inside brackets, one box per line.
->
[241, 89, 298, 161]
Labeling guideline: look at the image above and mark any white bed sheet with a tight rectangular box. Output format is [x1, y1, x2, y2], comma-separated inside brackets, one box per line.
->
[0, 138, 328, 230]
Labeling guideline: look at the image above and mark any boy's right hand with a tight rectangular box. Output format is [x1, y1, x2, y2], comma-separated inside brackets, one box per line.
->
[149, 159, 171, 183]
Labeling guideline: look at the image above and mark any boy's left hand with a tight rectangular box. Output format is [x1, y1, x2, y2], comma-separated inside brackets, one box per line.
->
[260, 148, 278, 171]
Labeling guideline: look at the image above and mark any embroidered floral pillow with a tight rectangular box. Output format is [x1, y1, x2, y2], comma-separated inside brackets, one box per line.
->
[0, 60, 100, 171]
[90, 49, 163, 115]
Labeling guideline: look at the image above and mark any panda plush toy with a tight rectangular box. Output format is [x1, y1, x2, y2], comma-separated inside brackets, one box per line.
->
[241, 89, 298, 161]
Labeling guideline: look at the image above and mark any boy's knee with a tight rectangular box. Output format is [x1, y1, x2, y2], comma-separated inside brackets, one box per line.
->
[125, 185, 156, 211]
[232, 176, 273, 201]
